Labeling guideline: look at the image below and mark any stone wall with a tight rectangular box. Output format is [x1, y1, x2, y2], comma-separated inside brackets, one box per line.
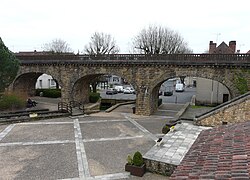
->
[195, 93, 250, 126]
[144, 158, 177, 176]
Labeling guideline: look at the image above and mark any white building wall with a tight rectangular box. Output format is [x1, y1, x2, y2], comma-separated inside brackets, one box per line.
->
[35, 74, 57, 89]
[196, 78, 230, 105]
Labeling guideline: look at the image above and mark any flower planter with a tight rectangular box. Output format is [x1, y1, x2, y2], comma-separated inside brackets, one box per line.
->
[125, 163, 133, 172]
[130, 163, 146, 177]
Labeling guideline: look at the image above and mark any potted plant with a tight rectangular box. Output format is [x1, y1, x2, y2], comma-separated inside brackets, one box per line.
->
[125, 154, 133, 172]
[129, 151, 146, 177]
[162, 125, 170, 134]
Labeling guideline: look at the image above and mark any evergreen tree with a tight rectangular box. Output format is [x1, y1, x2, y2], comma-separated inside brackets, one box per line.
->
[0, 38, 19, 92]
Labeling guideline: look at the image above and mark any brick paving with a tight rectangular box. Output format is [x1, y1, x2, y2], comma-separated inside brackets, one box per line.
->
[170, 121, 250, 179]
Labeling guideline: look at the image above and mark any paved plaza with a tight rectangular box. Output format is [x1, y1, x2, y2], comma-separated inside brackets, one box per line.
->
[0, 97, 212, 180]
[0, 108, 170, 180]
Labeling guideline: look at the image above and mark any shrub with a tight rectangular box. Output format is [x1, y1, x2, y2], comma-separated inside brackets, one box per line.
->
[133, 151, 144, 167]
[127, 154, 133, 165]
[0, 94, 26, 111]
[162, 125, 170, 134]
[89, 92, 100, 103]
[36, 89, 61, 98]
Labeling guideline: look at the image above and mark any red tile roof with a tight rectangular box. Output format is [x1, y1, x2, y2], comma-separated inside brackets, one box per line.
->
[170, 121, 250, 179]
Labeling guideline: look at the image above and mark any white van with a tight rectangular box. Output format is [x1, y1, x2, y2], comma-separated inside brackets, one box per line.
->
[175, 83, 184, 92]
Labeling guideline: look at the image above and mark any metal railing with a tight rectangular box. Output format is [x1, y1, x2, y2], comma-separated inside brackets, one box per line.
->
[58, 102, 72, 114]
[69, 101, 84, 111]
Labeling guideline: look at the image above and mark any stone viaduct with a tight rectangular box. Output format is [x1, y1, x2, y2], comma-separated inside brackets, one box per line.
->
[10, 54, 250, 115]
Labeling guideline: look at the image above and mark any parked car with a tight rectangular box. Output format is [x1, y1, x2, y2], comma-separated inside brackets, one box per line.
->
[175, 83, 184, 92]
[123, 87, 135, 94]
[106, 88, 118, 95]
[114, 85, 124, 93]
[163, 86, 173, 96]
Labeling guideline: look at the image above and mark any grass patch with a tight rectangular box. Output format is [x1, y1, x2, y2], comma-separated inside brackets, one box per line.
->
[191, 105, 207, 109]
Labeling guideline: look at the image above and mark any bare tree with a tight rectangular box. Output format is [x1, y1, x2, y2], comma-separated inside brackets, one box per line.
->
[84, 32, 119, 92]
[132, 25, 192, 54]
[84, 32, 119, 55]
[42, 38, 72, 53]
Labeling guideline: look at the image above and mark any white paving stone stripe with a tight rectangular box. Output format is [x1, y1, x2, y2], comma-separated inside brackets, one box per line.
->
[0, 140, 75, 147]
[0, 135, 145, 147]
[87, 172, 130, 179]
[83, 135, 144, 143]
[20, 122, 74, 125]
[79, 119, 127, 124]
[59, 172, 130, 180]
[122, 113, 157, 141]
[18, 119, 127, 125]
[0, 124, 15, 141]
[74, 118, 90, 178]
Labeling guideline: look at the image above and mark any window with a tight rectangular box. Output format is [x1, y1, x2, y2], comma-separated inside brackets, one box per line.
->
[39, 80, 42, 88]
[50, 79, 56, 86]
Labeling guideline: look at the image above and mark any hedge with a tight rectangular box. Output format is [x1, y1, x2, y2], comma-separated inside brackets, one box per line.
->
[36, 89, 61, 98]
[89, 92, 100, 103]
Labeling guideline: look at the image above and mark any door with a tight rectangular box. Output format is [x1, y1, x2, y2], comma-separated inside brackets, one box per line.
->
[223, 94, 229, 103]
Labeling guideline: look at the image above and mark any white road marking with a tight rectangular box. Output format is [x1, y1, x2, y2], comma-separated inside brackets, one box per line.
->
[74, 118, 90, 179]
[0, 124, 15, 141]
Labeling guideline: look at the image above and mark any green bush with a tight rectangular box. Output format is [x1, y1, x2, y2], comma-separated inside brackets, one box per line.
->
[127, 154, 133, 165]
[162, 125, 170, 134]
[0, 94, 26, 111]
[36, 89, 61, 98]
[89, 92, 100, 103]
[133, 151, 144, 167]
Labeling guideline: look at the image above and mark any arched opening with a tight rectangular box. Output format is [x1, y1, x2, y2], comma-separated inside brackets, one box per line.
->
[11, 72, 61, 110]
[72, 73, 136, 112]
[151, 75, 231, 117]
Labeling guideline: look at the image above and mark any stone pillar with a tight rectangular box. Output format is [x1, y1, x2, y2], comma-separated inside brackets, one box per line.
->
[136, 85, 152, 116]
[60, 77, 71, 104]
[72, 79, 90, 104]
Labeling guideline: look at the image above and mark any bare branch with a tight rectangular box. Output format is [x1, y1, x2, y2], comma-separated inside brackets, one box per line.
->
[84, 32, 119, 55]
[132, 25, 192, 54]
[42, 38, 72, 53]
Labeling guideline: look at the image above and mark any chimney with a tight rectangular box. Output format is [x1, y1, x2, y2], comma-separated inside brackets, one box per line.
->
[209, 41, 217, 54]
[229, 41, 236, 53]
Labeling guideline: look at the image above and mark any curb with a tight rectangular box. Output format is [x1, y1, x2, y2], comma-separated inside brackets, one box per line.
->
[105, 101, 135, 113]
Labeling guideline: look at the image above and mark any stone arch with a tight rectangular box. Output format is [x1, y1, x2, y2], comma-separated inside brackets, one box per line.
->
[147, 67, 241, 115]
[11, 70, 63, 98]
[150, 67, 240, 98]
[71, 74, 101, 103]
[70, 67, 136, 104]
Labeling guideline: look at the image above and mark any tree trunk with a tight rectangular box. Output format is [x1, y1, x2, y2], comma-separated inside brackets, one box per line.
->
[91, 82, 98, 93]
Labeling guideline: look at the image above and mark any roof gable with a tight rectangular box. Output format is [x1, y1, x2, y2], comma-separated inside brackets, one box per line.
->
[215, 41, 234, 54]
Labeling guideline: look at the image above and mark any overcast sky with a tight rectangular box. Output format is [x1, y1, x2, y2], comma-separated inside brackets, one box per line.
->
[1, 0, 249, 53]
